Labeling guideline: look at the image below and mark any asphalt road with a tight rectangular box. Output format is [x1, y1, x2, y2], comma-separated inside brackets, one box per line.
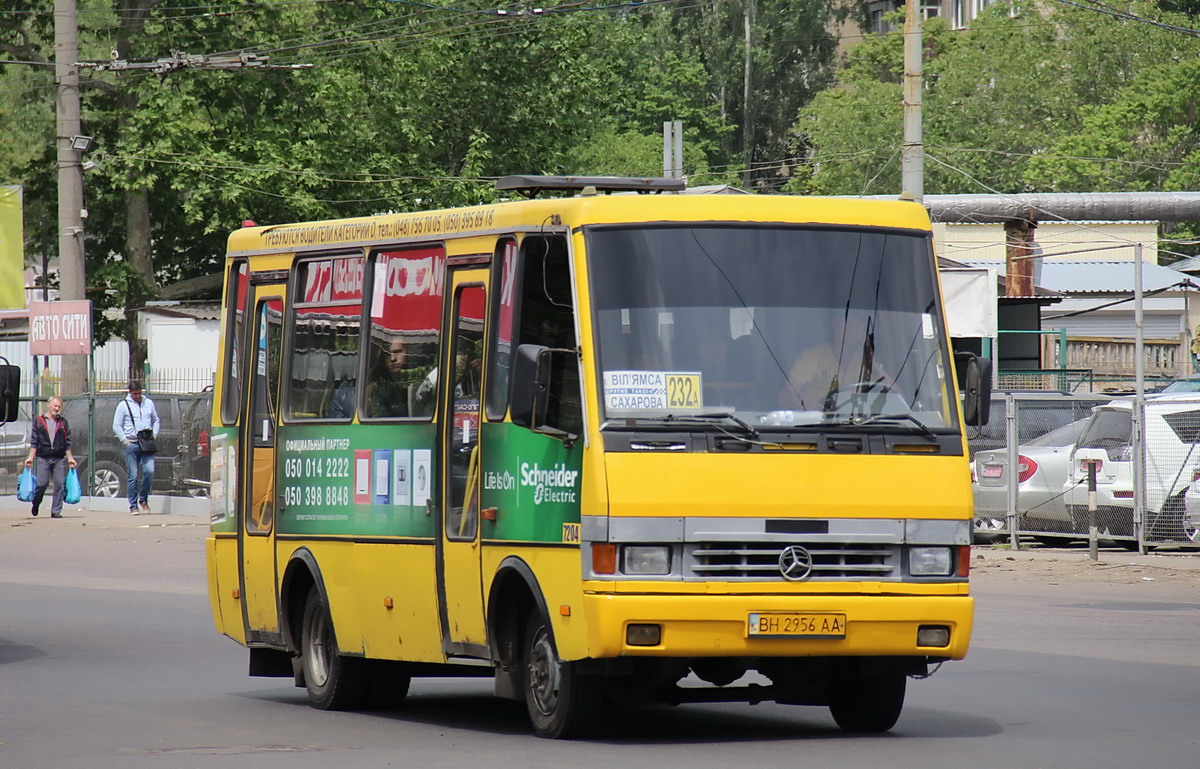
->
[1, 505, 1197, 769]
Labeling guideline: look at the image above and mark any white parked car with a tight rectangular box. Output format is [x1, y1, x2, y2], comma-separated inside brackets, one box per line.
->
[972, 418, 1091, 543]
[1182, 479, 1200, 542]
[1065, 394, 1200, 543]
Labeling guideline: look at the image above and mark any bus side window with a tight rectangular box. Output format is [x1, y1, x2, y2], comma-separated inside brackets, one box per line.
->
[485, 237, 517, 421]
[287, 255, 364, 421]
[362, 246, 445, 420]
[220, 261, 249, 425]
[515, 235, 581, 435]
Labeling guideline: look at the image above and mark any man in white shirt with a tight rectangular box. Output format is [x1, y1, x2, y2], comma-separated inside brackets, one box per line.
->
[111, 381, 161, 514]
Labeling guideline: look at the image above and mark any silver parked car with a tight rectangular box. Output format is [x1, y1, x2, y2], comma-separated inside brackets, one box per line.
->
[972, 418, 1090, 543]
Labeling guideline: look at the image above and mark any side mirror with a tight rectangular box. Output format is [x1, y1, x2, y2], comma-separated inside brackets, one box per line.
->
[510, 344, 547, 430]
[0, 357, 20, 423]
[956, 352, 992, 427]
[510, 343, 580, 446]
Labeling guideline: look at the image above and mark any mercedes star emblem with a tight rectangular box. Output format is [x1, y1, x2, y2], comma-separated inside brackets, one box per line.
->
[778, 545, 814, 581]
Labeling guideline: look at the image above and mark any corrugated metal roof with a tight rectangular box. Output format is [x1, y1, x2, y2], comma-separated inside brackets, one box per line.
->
[963, 260, 1192, 294]
[139, 301, 221, 321]
[1171, 255, 1200, 274]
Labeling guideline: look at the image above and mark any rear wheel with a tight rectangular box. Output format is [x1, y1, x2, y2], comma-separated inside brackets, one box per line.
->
[828, 669, 906, 733]
[300, 590, 368, 710]
[522, 613, 601, 739]
[92, 461, 123, 498]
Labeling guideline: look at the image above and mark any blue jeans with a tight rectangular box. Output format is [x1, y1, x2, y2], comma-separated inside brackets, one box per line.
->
[124, 444, 155, 509]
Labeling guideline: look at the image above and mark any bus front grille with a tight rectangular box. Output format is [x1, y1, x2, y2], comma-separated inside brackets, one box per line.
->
[684, 542, 898, 581]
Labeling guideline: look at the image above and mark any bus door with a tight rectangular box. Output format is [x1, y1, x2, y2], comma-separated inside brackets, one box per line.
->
[438, 269, 488, 655]
[240, 289, 285, 637]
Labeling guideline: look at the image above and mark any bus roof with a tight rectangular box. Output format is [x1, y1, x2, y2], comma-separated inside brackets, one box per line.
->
[225, 193, 932, 258]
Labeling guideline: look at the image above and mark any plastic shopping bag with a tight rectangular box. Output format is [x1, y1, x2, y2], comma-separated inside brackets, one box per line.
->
[17, 467, 35, 502]
[64, 468, 82, 505]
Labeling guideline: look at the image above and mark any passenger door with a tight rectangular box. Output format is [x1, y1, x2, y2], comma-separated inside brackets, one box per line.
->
[239, 290, 285, 637]
[438, 270, 489, 655]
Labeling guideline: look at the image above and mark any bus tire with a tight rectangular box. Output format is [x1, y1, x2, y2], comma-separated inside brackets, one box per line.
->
[828, 669, 906, 733]
[300, 590, 368, 710]
[522, 613, 601, 739]
[368, 661, 412, 709]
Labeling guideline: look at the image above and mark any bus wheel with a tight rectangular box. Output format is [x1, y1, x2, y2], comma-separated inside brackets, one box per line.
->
[369, 662, 413, 709]
[522, 613, 601, 739]
[300, 590, 367, 710]
[828, 670, 906, 733]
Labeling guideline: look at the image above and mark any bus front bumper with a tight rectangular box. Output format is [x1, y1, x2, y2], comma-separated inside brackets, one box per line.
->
[581, 591, 973, 660]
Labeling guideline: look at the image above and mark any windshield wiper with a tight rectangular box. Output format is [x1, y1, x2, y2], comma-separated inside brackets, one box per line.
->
[830, 413, 939, 441]
[657, 411, 760, 440]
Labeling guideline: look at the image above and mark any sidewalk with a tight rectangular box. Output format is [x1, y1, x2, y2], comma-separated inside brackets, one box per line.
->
[0, 493, 206, 534]
[972, 538, 1200, 575]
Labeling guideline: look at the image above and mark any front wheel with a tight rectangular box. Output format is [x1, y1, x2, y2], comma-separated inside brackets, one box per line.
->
[300, 590, 368, 710]
[523, 613, 601, 739]
[828, 670, 906, 733]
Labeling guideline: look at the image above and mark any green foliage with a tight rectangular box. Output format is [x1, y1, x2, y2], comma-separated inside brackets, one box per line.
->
[658, 0, 841, 189]
[1026, 58, 1200, 192]
[793, 1, 1200, 197]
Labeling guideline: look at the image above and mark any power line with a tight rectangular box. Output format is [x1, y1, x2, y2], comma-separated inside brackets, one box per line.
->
[79, 50, 311, 73]
[1048, 0, 1200, 37]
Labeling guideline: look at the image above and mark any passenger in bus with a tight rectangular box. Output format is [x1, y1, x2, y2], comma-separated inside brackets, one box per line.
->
[366, 337, 435, 417]
[329, 380, 356, 420]
[411, 341, 482, 414]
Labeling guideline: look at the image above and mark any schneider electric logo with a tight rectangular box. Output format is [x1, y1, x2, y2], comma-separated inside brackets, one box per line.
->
[520, 462, 579, 505]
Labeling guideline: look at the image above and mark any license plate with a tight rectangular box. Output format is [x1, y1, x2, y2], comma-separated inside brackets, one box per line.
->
[981, 464, 1003, 478]
[747, 612, 846, 638]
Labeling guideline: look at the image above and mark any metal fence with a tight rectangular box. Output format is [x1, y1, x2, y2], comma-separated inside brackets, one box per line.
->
[969, 391, 1200, 550]
[995, 369, 1095, 393]
[1, 370, 213, 499]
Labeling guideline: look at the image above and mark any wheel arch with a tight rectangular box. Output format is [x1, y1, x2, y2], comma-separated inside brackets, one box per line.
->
[280, 547, 329, 652]
[487, 556, 550, 668]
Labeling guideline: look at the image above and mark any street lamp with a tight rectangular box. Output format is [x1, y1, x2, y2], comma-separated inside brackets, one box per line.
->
[69, 134, 93, 151]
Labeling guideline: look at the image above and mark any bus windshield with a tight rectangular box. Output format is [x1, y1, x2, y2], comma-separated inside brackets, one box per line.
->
[587, 224, 957, 431]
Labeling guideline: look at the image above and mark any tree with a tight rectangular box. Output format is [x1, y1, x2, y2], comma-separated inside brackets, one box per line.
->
[789, 1, 1200, 197]
[658, 0, 841, 190]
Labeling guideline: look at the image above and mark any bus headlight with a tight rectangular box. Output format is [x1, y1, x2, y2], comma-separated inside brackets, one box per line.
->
[622, 545, 671, 575]
[909, 546, 952, 576]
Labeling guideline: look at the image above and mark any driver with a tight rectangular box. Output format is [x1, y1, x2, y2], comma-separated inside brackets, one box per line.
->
[778, 312, 887, 411]
[778, 344, 840, 411]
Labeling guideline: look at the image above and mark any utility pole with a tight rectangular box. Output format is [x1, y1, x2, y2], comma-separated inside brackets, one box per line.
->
[55, 0, 88, 395]
[741, 0, 757, 188]
[663, 121, 683, 179]
[1132, 243, 1146, 553]
[901, 0, 923, 202]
